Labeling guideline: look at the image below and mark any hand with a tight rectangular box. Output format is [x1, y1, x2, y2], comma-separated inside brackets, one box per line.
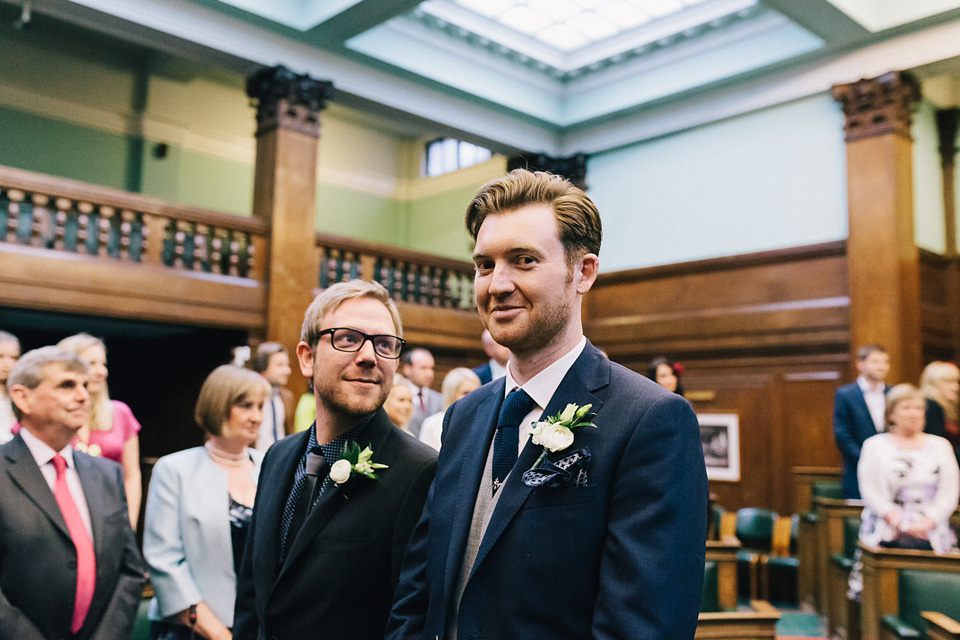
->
[883, 509, 903, 529]
[904, 517, 935, 538]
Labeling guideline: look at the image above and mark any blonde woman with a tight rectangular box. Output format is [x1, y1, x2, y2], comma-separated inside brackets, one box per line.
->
[418, 368, 481, 451]
[144, 365, 270, 640]
[383, 374, 415, 432]
[58, 333, 142, 527]
[921, 361, 960, 462]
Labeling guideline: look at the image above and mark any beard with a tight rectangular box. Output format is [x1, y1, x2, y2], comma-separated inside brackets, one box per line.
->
[485, 292, 572, 358]
[313, 371, 390, 422]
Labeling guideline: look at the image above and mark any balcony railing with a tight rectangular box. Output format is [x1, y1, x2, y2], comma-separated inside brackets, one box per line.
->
[0, 165, 475, 317]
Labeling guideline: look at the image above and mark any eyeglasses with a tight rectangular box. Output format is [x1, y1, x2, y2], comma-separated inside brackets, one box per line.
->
[314, 327, 405, 359]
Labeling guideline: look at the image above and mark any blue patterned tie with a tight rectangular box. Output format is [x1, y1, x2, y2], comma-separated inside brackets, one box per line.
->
[492, 388, 536, 494]
[280, 449, 326, 562]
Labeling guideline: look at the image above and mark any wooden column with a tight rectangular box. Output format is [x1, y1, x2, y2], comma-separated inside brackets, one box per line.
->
[832, 71, 922, 384]
[937, 109, 959, 257]
[246, 66, 333, 398]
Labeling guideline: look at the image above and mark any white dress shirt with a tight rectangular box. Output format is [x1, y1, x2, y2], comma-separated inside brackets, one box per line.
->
[19, 426, 94, 539]
[255, 389, 285, 450]
[858, 376, 886, 433]
[502, 336, 587, 448]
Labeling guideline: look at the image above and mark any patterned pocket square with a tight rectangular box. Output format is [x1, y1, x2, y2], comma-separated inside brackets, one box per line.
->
[522, 447, 591, 489]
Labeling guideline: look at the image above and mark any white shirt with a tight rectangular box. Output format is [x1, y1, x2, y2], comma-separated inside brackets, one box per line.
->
[858, 376, 886, 433]
[255, 389, 285, 450]
[0, 395, 15, 444]
[19, 426, 94, 539]
[503, 336, 587, 448]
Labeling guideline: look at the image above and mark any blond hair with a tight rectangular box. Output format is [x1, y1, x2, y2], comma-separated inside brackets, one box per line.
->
[465, 168, 602, 265]
[300, 280, 402, 349]
[440, 367, 481, 409]
[920, 361, 960, 421]
[884, 383, 925, 430]
[57, 333, 112, 432]
[194, 365, 272, 436]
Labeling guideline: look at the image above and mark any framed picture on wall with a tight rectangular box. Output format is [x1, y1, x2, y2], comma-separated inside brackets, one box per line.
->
[697, 413, 740, 482]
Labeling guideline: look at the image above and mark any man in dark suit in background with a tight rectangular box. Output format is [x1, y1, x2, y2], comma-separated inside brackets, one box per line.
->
[402, 348, 442, 438]
[388, 169, 707, 640]
[833, 343, 891, 498]
[0, 346, 144, 640]
[472, 329, 510, 385]
[234, 280, 437, 640]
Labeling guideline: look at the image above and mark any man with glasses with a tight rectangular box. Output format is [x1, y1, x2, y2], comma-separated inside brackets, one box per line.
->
[234, 280, 438, 640]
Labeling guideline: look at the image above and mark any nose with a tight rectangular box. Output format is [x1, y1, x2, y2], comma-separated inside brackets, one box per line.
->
[487, 262, 515, 297]
[251, 406, 263, 425]
[354, 337, 379, 364]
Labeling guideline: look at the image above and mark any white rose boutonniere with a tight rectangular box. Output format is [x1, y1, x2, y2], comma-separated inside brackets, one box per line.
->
[529, 403, 595, 470]
[330, 441, 388, 486]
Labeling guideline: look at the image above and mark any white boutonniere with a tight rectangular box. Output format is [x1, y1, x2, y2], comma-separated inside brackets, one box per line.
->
[329, 441, 388, 485]
[529, 403, 595, 470]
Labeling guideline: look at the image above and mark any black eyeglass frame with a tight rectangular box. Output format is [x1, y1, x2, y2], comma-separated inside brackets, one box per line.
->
[313, 327, 405, 359]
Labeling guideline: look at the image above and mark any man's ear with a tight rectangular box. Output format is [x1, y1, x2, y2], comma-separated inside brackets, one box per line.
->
[575, 253, 599, 295]
[8, 384, 30, 417]
[296, 342, 315, 378]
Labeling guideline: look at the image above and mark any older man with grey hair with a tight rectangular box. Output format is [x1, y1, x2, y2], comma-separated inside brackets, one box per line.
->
[0, 346, 144, 640]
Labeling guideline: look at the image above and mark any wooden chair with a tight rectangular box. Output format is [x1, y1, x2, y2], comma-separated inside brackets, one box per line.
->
[760, 514, 799, 605]
[859, 544, 960, 639]
[735, 508, 778, 600]
[826, 516, 861, 640]
[880, 569, 960, 639]
[697, 541, 781, 639]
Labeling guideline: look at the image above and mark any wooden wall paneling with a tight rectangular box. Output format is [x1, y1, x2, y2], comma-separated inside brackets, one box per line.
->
[919, 250, 960, 365]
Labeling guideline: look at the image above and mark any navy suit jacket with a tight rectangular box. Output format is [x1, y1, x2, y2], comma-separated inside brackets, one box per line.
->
[472, 363, 493, 386]
[0, 434, 144, 640]
[832, 382, 889, 499]
[233, 408, 437, 640]
[388, 342, 708, 640]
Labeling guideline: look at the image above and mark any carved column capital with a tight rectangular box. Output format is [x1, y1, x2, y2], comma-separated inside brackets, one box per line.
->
[507, 153, 588, 189]
[936, 108, 960, 166]
[246, 65, 334, 137]
[831, 71, 921, 142]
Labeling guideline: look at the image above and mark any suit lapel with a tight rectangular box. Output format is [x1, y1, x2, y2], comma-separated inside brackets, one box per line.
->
[442, 378, 506, 595]
[260, 430, 310, 586]
[278, 411, 394, 577]
[3, 435, 71, 539]
[470, 344, 608, 577]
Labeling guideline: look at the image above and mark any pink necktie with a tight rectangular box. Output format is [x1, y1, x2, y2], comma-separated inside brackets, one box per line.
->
[52, 454, 96, 634]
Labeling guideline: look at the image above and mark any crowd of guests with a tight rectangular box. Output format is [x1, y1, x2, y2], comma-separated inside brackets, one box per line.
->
[832, 344, 960, 600]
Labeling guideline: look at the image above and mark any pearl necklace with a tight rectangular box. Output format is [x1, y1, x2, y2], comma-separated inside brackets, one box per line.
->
[204, 441, 250, 468]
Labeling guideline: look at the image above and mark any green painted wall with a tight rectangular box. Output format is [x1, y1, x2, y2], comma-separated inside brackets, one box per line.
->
[913, 99, 946, 253]
[316, 184, 406, 245]
[406, 184, 479, 261]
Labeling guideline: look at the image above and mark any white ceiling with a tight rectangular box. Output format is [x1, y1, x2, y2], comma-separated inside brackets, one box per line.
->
[9, 0, 960, 155]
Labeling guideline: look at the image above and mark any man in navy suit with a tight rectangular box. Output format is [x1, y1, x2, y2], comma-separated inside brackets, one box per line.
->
[833, 344, 891, 499]
[388, 169, 707, 640]
[471, 329, 510, 385]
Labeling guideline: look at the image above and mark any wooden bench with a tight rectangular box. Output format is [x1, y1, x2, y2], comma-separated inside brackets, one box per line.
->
[813, 494, 863, 625]
[793, 466, 841, 608]
[859, 544, 960, 640]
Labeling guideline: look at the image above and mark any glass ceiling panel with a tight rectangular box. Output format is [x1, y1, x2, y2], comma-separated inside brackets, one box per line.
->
[450, 0, 709, 52]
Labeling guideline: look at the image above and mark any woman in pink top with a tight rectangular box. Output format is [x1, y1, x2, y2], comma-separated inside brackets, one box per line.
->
[58, 333, 142, 528]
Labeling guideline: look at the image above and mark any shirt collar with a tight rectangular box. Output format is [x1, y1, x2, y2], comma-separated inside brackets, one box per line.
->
[857, 376, 884, 394]
[19, 426, 77, 469]
[503, 336, 587, 410]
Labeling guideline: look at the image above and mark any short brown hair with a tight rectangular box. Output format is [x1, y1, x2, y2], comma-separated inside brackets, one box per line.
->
[465, 168, 602, 264]
[194, 364, 272, 436]
[250, 342, 288, 373]
[857, 344, 888, 361]
[300, 280, 403, 349]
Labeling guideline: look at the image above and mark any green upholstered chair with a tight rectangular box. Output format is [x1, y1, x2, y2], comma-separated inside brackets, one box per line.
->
[764, 513, 800, 604]
[735, 507, 778, 599]
[881, 570, 960, 639]
[701, 560, 720, 613]
[129, 597, 152, 640]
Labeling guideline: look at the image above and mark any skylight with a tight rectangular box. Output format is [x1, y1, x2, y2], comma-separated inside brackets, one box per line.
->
[450, 0, 709, 52]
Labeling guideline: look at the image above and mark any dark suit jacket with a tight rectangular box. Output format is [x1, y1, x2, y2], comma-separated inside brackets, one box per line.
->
[388, 342, 708, 640]
[0, 434, 145, 640]
[926, 398, 948, 439]
[833, 382, 889, 499]
[472, 362, 493, 386]
[233, 408, 437, 640]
